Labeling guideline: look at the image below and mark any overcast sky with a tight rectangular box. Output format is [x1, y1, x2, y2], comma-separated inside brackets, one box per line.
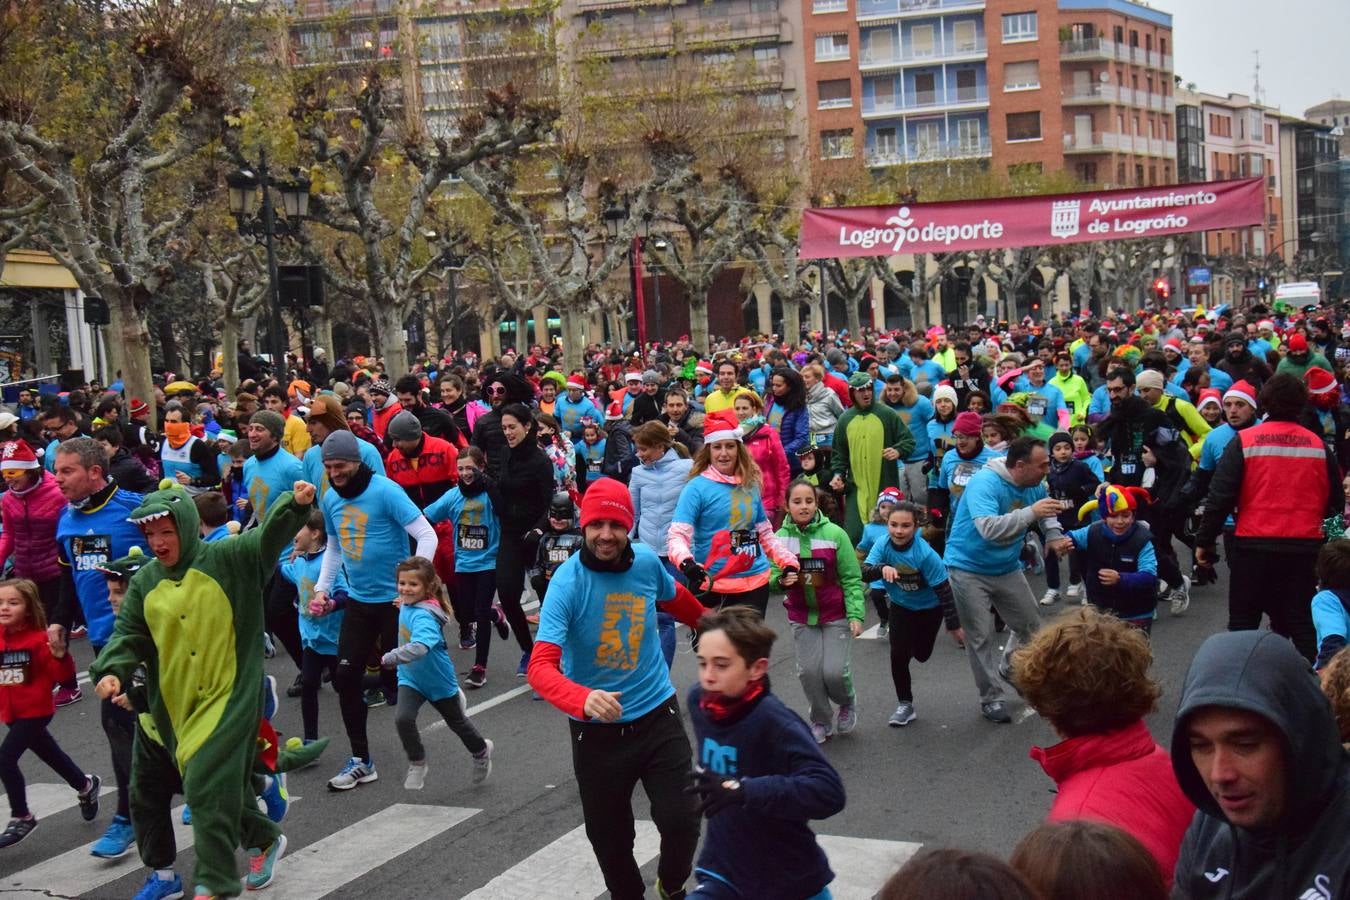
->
[1168, 0, 1347, 117]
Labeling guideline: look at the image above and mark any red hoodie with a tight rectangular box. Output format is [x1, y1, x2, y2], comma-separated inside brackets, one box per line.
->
[0, 625, 76, 724]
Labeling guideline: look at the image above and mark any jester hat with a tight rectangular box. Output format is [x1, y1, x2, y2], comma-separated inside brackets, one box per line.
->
[1078, 484, 1152, 522]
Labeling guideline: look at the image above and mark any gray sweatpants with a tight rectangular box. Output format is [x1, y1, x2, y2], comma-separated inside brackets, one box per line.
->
[790, 620, 855, 726]
[899, 459, 929, 507]
[394, 687, 487, 762]
[948, 568, 1041, 704]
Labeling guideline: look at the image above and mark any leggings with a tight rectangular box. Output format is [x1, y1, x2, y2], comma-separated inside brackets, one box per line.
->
[459, 569, 501, 670]
[394, 687, 487, 762]
[887, 605, 944, 703]
[701, 584, 770, 618]
[494, 534, 536, 656]
[333, 601, 399, 762]
[869, 588, 889, 625]
[265, 570, 304, 669]
[300, 648, 339, 742]
[1044, 548, 1083, 591]
[0, 716, 88, 818]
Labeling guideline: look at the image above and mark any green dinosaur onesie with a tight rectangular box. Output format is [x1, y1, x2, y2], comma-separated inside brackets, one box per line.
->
[90, 481, 311, 898]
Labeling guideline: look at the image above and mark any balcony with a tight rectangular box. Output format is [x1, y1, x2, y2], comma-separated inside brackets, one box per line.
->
[866, 136, 992, 166]
[1060, 37, 1120, 61]
[856, 0, 985, 24]
[688, 11, 783, 43]
[1062, 83, 1120, 104]
[1062, 132, 1177, 157]
[862, 85, 988, 116]
[859, 36, 985, 69]
[578, 21, 674, 54]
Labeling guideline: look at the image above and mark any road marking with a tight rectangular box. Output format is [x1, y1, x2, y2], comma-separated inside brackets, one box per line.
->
[857, 623, 883, 640]
[462, 821, 660, 899]
[23, 781, 115, 822]
[2, 804, 193, 896]
[817, 833, 923, 898]
[267, 804, 479, 898]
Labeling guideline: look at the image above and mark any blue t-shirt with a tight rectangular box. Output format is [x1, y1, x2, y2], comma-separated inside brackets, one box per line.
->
[1079, 453, 1106, 481]
[1198, 423, 1239, 472]
[537, 543, 676, 723]
[243, 449, 305, 521]
[423, 486, 499, 572]
[55, 487, 145, 647]
[280, 550, 345, 655]
[671, 475, 771, 582]
[320, 474, 424, 603]
[555, 395, 604, 437]
[943, 465, 1048, 576]
[202, 524, 232, 543]
[302, 439, 385, 502]
[865, 535, 948, 611]
[937, 445, 1001, 519]
[1087, 384, 1112, 421]
[1025, 382, 1066, 427]
[856, 521, 889, 590]
[396, 604, 459, 701]
[892, 396, 934, 462]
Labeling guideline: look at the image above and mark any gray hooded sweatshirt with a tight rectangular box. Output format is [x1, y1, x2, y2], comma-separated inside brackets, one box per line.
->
[1170, 630, 1350, 899]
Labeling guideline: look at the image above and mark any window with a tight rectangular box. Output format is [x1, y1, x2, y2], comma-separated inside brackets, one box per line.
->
[1006, 111, 1041, 141]
[756, 92, 783, 108]
[956, 117, 982, 149]
[1113, 25, 1123, 43]
[701, 50, 735, 66]
[1003, 60, 1039, 90]
[750, 0, 777, 12]
[911, 24, 935, 57]
[1145, 34, 1152, 51]
[1209, 114, 1232, 138]
[815, 33, 848, 61]
[754, 45, 780, 61]
[914, 121, 941, 153]
[875, 126, 899, 156]
[820, 128, 854, 159]
[866, 27, 895, 62]
[1129, 30, 1138, 47]
[817, 78, 852, 109]
[913, 72, 937, 105]
[952, 20, 977, 52]
[874, 76, 896, 107]
[1159, 37, 1166, 57]
[1077, 162, 1098, 182]
[1002, 12, 1037, 42]
[813, 0, 847, 10]
[1264, 123, 1274, 143]
[954, 68, 978, 102]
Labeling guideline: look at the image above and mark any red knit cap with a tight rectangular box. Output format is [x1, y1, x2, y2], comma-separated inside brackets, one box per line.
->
[1287, 333, 1309, 353]
[128, 397, 150, 416]
[1196, 388, 1222, 411]
[0, 440, 39, 471]
[953, 411, 983, 436]
[578, 477, 634, 532]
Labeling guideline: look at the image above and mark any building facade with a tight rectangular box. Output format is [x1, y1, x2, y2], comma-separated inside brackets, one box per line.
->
[1277, 117, 1341, 263]
[1306, 98, 1350, 157]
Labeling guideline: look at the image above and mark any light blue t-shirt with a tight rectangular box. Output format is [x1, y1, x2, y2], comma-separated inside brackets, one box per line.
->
[281, 550, 346, 656]
[537, 543, 676, 723]
[892, 396, 934, 462]
[243, 448, 305, 520]
[303, 438, 385, 502]
[865, 535, 948, 611]
[1198, 423, 1239, 472]
[423, 486, 499, 573]
[319, 473, 423, 603]
[396, 604, 459, 701]
[943, 465, 1048, 576]
[1025, 382, 1066, 427]
[1087, 384, 1112, 421]
[856, 521, 889, 590]
[671, 475, 771, 582]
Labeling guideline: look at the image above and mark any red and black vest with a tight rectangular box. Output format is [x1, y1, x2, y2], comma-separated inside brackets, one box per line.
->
[1235, 421, 1328, 540]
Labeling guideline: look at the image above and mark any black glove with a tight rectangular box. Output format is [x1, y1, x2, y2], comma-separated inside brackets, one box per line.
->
[685, 768, 747, 817]
[680, 558, 708, 591]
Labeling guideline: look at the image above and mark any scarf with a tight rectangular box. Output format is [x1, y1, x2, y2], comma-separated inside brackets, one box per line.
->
[698, 676, 768, 724]
[579, 541, 634, 573]
[164, 422, 192, 449]
[330, 463, 374, 500]
[741, 414, 766, 431]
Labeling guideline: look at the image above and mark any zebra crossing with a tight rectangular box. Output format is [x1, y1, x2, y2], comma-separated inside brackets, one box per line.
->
[3, 784, 921, 899]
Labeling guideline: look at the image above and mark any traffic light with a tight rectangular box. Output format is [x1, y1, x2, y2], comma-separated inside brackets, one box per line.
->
[1153, 277, 1171, 300]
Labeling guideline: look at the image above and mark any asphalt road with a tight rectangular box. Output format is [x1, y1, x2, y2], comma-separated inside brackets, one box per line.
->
[1, 557, 1228, 899]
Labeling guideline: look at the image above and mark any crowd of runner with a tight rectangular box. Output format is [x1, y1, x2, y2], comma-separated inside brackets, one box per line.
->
[2, 301, 1350, 899]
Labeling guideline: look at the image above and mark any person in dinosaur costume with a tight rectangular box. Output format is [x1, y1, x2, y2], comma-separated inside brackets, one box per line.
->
[91, 478, 316, 898]
[829, 372, 915, 544]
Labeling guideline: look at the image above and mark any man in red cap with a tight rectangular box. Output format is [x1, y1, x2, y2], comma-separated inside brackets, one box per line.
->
[528, 478, 706, 900]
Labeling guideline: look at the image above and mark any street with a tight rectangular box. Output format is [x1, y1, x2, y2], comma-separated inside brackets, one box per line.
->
[0, 558, 1225, 899]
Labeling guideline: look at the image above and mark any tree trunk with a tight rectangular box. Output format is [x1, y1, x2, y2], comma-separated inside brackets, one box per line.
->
[689, 295, 710, 355]
[844, 285, 863, 338]
[156, 316, 180, 377]
[311, 311, 335, 364]
[375, 303, 409, 379]
[221, 315, 240, 391]
[111, 298, 154, 409]
[560, 308, 586, 373]
[782, 299, 801, 347]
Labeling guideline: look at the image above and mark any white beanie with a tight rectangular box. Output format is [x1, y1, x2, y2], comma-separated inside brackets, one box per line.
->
[932, 384, 958, 406]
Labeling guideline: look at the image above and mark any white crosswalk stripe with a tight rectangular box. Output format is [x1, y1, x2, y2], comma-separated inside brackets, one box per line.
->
[461, 821, 660, 899]
[22, 780, 115, 822]
[816, 834, 923, 899]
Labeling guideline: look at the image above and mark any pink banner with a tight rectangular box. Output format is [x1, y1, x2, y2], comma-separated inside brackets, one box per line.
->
[799, 177, 1265, 259]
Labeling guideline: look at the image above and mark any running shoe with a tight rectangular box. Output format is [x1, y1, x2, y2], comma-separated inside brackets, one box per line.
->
[492, 604, 510, 639]
[1066, 582, 1083, 599]
[245, 834, 287, 891]
[0, 817, 36, 849]
[655, 878, 687, 900]
[465, 665, 487, 689]
[516, 652, 530, 678]
[262, 632, 276, 659]
[192, 887, 217, 900]
[133, 871, 184, 900]
[90, 814, 134, 858]
[1039, 588, 1060, 606]
[809, 722, 831, 744]
[327, 757, 377, 792]
[877, 622, 889, 639]
[363, 687, 386, 708]
[405, 763, 428, 791]
[1169, 575, 1192, 616]
[77, 773, 101, 820]
[836, 703, 858, 735]
[182, 806, 191, 824]
[54, 686, 84, 707]
[459, 625, 477, 651]
[981, 701, 1012, 724]
[526, 612, 540, 625]
[259, 774, 288, 823]
[70, 624, 87, 639]
[262, 675, 278, 722]
[888, 702, 917, 727]
[286, 673, 303, 698]
[472, 739, 494, 784]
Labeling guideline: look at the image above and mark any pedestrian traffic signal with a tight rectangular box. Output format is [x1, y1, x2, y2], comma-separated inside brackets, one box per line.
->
[1153, 278, 1171, 300]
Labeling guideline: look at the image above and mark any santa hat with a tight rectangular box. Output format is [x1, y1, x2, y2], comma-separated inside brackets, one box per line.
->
[953, 411, 983, 437]
[0, 440, 39, 471]
[1078, 484, 1152, 522]
[624, 371, 643, 383]
[1163, 338, 1183, 355]
[702, 409, 743, 444]
[578, 477, 635, 533]
[1306, 367, 1337, 396]
[695, 361, 714, 376]
[1223, 380, 1258, 409]
[1196, 388, 1222, 411]
[1257, 319, 1275, 332]
[875, 486, 904, 509]
[604, 401, 625, 421]
[565, 377, 586, 391]
[1287, 333, 1309, 353]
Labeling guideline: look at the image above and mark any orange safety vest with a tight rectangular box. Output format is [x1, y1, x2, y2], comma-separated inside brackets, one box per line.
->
[1235, 420, 1328, 540]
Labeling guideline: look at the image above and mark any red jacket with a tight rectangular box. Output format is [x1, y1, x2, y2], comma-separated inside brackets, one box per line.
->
[0, 625, 76, 724]
[823, 371, 853, 409]
[1235, 420, 1329, 540]
[0, 470, 66, 583]
[1030, 719, 1194, 887]
[744, 424, 791, 514]
[385, 433, 459, 510]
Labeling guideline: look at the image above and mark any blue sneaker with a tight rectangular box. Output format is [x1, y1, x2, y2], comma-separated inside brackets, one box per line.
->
[516, 652, 530, 678]
[262, 675, 278, 722]
[133, 871, 184, 900]
[181, 805, 191, 825]
[90, 814, 134, 859]
[259, 773, 288, 823]
[245, 834, 287, 891]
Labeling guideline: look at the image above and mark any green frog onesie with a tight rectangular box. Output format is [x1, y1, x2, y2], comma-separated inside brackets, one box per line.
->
[830, 378, 915, 543]
[90, 480, 311, 897]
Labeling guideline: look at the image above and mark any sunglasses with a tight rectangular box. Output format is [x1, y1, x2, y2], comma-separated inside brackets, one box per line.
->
[487, 385, 506, 396]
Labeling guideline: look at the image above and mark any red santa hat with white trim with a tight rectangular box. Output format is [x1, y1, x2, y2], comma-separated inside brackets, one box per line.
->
[1223, 380, 1258, 409]
[702, 409, 744, 444]
[695, 361, 714, 377]
[0, 440, 39, 471]
[565, 376, 586, 391]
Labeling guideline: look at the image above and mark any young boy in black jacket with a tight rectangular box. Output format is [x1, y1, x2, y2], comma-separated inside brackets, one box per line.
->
[1040, 432, 1101, 606]
[527, 492, 584, 609]
[686, 606, 846, 899]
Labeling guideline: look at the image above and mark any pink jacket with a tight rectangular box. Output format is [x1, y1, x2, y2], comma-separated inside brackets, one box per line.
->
[0, 470, 66, 583]
[1030, 719, 1194, 888]
[744, 424, 791, 513]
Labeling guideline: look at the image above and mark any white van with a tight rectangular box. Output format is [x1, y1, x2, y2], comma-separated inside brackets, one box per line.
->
[1274, 281, 1321, 305]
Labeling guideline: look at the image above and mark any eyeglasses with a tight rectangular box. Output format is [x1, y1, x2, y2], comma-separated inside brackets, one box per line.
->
[486, 385, 506, 396]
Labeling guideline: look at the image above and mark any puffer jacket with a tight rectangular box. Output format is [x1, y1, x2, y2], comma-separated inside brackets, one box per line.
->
[805, 382, 844, 442]
[743, 422, 791, 514]
[765, 399, 810, 461]
[0, 469, 65, 582]
[629, 448, 693, 555]
[769, 510, 864, 626]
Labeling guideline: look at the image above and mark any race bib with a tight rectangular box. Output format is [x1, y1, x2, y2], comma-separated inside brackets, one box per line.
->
[71, 534, 112, 572]
[729, 529, 760, 558]
[952, 462, 977, 487]
[586, 460, 602, 475]
[895, 567, 925, 592]
[0, 649, 31, 686]
[1027, 397, 1048, 418]
[797, 555, 827, 586]
[547, 547, 572, 565]
[457, 524, 488, 551]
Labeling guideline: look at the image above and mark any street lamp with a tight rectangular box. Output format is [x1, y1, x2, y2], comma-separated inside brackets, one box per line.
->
[438, 247, 466, 355]
[649, 236, 667, 348]
[225, 148, 311, 377]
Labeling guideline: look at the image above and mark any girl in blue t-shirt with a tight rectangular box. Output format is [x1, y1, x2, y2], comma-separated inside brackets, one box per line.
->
[861, 502, 963, 728]
[382, 558, 492, 790]
[855, 488, 902, 638]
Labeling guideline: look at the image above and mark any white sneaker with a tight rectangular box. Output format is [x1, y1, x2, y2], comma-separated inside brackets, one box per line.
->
[404, 763, 427, 791]
[472, 739, 494, 784]
[1169, 575, 1191, 616]
[328, 757, 377, 791]
[1039, 589, 1060, 606]
[1065, 582, 1082, 599]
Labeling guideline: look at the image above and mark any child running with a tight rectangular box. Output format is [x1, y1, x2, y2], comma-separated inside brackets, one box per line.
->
[860, 502, 964, 727]
[686, 605, 846, 899]
[0, 578, 101, 849]
[856, 487, 903, 638]
[772, 479, 866, 744]
[1041, 433, 1101, 606]
[1053, 485, 1159, 634]
[287, 510, 346, 746]
[382, 557, 493, 789]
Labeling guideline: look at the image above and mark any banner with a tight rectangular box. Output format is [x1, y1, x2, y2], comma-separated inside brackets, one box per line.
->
[799, 177, 1264, 260]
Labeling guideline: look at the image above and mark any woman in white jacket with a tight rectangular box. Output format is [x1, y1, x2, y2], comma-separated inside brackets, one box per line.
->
[629, 420, 694, 667]
[802, 363, 845, 448]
